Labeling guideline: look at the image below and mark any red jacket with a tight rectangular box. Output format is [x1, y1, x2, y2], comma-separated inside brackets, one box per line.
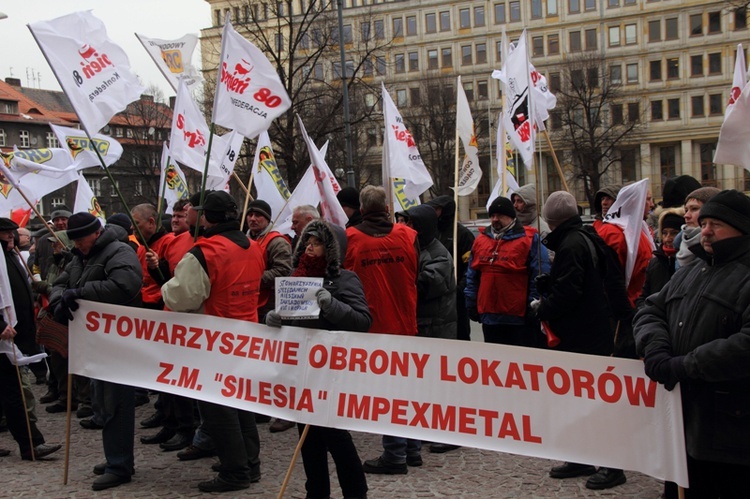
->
[137, 231, 174, 307]
[593, 220, 652, 307]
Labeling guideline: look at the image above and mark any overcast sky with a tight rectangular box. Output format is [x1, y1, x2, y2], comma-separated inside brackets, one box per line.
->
[0, 1, 210, 100]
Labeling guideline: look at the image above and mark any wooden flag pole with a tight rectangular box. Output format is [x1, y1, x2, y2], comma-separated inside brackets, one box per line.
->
[156, 155, 171, 230]
[239, 168, 256, 233]
[277, 423, 309, 499]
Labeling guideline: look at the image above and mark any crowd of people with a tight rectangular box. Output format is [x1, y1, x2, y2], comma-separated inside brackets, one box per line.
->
[0, 176, 748, 498]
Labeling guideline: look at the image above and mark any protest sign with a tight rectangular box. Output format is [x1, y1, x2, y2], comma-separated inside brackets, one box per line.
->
[275, 277, 323, 319]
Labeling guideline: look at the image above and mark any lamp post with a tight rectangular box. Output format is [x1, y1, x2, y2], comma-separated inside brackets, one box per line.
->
[336, 0, 355, 188]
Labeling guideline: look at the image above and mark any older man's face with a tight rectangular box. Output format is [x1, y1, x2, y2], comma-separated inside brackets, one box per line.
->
[0, 230, 15, 250]
[700, 217, 743, 254]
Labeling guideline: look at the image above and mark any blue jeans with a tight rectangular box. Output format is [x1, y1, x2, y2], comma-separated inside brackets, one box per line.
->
[92, 380, 134, 478]
[382, 435, 421, 464]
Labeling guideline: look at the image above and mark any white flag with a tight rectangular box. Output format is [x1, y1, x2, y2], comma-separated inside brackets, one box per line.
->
[456, 77, 482, 196]
[51, 124, 123, 168]
[381, 83, 433, 200]
[170, 78, 212, 173]
[212, 20, 291, 139]
[28, 11, 145, 135]
[493, 31, 534, 169]
[0, 251, 16, 328]
[602, 178, 655, 285]
[714, 45, 750, 169]
[486, 118, 520, 210]
[296, 116, 348, 228]
[727, 43, 747, 116]
[529, 64, 557, 128]
[251, 131, 291, 219]
[74, 174, 106, 224]
[0, 153, 78, 212]
[205, 130, 245, 192]
[158, 144, 190, 215]
[135, 33, 203, 92]
[7, 147, 79, 176]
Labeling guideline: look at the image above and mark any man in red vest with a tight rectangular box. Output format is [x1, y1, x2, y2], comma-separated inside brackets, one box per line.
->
[131, 204, 174, 310]
[162, 191, 265, 493]
[344, 185, 421, 475]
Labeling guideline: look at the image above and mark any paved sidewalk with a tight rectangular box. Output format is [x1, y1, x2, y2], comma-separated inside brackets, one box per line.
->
[0, 382, 663, 498]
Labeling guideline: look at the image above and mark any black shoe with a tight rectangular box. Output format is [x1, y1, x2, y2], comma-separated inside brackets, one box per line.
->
[177, 445, 215, 461]
[406, 454, 422, 467]
[94, 462, 136, 476]
[140, 427, 176, 445]
[139, 411, 164, 429]
[160, 432, 193, 452]
[45, 401, 76, 413]
[0, 449, 10, 457]
[362, 456, 407, 475]
[76, 406, 93, 418]
[269, 418, 296, 433]
[210, 463, 261, 482]
[549, 462, 597, 479]
[40, 391, 59, 404]
[585, 468, 627, 490]
[21, 443, 62, 460]
[198, 476, 250, 493]
[79, 418, 104, 430]
[429, 443, 460, 454]
[92, 473, 131, 491]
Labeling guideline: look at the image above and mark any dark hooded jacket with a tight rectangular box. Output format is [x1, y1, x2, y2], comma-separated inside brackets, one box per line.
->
[511, 185, 550, 237]
[0, 241, 38, 357]
[406, 205, 457, 339]
[425, 195, 475, 291]
[288, 220, 371, 332]
[49, 225, 142, 318]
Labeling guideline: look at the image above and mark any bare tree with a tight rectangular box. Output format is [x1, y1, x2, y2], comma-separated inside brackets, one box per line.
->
[550, 53, 642, 207]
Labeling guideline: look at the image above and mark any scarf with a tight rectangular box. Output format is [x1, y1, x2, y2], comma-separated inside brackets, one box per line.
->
[676, 226, 701, 268]
[292, 253, 328, 278]
[490, 219, 515, 240]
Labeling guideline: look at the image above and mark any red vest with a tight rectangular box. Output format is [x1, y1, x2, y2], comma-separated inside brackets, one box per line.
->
[194, 235, 264, 322]
[470, 227, 536, 317]
[164, 231, 196, 274]
[255, 231, 291, 311]
[344, 223, 418, 336]
[137, 232, 175, 306]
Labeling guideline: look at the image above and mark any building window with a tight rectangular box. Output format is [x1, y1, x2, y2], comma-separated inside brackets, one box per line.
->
[708, 53, 721, 74]
[440, 11, 451, 31]
[314, 63, 324, 79]
[425, 13, 436, 33]
[460, 8, 471, 28]
[652, 100, 663, 120]
[570, 31, 581, 52]
[548, 34, 559, 54]
[666, 58, 679, 79]
[610, 64, 622, 84]
[408, 51, 419, 71]
[396, 89, 407, 107]
[462, 45, 472, 65]
[532, 0, 543, 18]
[406, 15, 417, 36]
[609, 26, 620, 46]
[476, 43, 487, 64]
[494, 3, 506, 24]
[509, 1, 521, 22]
[690, 55, 703, 77]
[585, 28, 597, 50]
[410, 88, 421, 106]
[376, 56, 386, 75]
[612, 103, 624, 124]
[395, 53, 405, 73]
[442, 47, 453, 67]
[361, 22, 371, 42]
[660, 145, 677, 182]
[533, 36, 544, 56]
[608, 0, 619, 7]
[475, 6, 485, 26]
[570, 0, 580, 13]
[708, 11, 721, 34]
[19, 130, 29, 148]
[736, 7, 747, 30]
[0, 129, 5, 147]
[46, 131, 58, 148]
[709, 93, 722, 115]
[628, 102, 640, 122]
[549, 72, 561, 92]
[393, 17, 403, 37]
[690, 14, 702, 36]
[88, 178, 101, 197]
[650, 60, 662, 81]
[620, 148, 637, 183]
[667, 98, 680, 119]
[691, 95, 705, 117]
[375, 20, 384, 39]
[625, 24, 636, 44]
[626, 63, 638, 83]
[699, 143, 717, 186]
[649, 20, 661, 42]
[428, 49, 438, 69]
[665, 18, 678, 39]
[478, 80, 489, 99]
[584, 0, 595, 11]
[548, 0, 558, 16]
[363, 59, 373, 76]
[464, 82, 474, 101]
[588, 67, 599, 87]
[367, 128, 378, 147]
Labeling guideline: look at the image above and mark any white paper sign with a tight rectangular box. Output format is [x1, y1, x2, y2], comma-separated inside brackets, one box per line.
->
[275, 277, 323, 319]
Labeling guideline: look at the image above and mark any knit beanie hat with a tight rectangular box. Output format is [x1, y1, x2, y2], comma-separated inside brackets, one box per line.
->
[698, 189, 750, 235]
[106, 213, 133, 234]
[337, 187, 360, 210]
[686, 186, 721, 206]
[246, 199, 272, 221]
[66, 212, 101, 240]
[660, 213, 684, 232]
[487, 197, 515, 218]
[543, 191, 579, 228]
[661, 175, 701, 208]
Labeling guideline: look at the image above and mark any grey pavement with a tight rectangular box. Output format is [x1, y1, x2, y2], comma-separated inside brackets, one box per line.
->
[0, 377, 665, 498]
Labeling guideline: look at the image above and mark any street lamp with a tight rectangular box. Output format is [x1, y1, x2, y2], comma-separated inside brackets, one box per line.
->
[336, 0, 355, 188]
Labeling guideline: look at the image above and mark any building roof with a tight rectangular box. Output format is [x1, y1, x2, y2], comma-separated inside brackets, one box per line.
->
[0, 79, 75, 126]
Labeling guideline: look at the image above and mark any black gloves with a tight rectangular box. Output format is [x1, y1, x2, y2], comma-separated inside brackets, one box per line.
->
[643, 348, 687, 391]
[467, 305, 480, 322]
[56, 288, 83, 322]
[534, 273, 551, 295]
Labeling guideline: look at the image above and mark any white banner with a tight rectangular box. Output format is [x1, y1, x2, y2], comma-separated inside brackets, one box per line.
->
[51, 124, 123, 168]
[0, 150, 79, 212]
[158, 144, 190, 215]
[74, 173, 106, 224]
[456, 77, 482, 196]
[251, 131, 291, 219]
[70, 301, 688, 488]
[28, 11, 145, 135]
[212, 20, 291, 139]
[205, 129, 245, 192]
[135, 33, 203, 92]
[170, 78, 212, 174]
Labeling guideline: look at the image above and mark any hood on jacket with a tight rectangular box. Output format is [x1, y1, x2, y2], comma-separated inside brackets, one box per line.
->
[661, 175, 701, 208]
[406, 204, 438, 249]
[511, 184, 538, 225]
[425, 195, 456, 231]
[658, 207, 685, 237]
[594, 184, 622, 216]
[292, 220, 343, 277]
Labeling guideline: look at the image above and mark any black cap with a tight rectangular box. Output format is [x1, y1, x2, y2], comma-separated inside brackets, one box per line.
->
[698, 189, 750, 235]
[193, 191, 238, 213]
[337, 187, 360, 209]
[246, 199, 272, 221]
[106, 213, 133, 234]
[66, 212, 101, 240]
[0, 217, 19, 231]
[487, 197, 515, 218]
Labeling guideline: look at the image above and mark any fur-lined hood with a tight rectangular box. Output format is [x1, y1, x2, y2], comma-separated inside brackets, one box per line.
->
[657, 206, 685, 236]
[292, 220, 346, 277]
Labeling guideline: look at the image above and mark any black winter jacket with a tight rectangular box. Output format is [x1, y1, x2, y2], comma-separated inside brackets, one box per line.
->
[425, 195, 475, 291]
[635, 245, 677, 309]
